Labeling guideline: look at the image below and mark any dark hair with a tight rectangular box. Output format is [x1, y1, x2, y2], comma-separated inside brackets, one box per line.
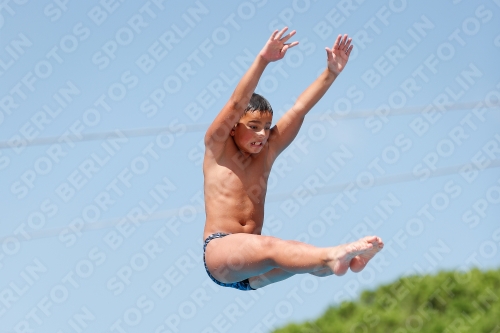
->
[244, 93, 273, 115]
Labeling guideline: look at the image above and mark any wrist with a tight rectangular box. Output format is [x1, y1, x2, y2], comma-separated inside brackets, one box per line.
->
[325, 68, 339, 81]
[257, 53, 272, 65]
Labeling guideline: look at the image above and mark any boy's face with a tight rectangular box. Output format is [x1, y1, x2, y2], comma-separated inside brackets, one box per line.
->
[231, 111, 272, 154]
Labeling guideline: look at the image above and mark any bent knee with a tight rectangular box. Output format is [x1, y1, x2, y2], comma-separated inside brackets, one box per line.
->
[259, 235, 279, 250]
[258, 236, 282, 265]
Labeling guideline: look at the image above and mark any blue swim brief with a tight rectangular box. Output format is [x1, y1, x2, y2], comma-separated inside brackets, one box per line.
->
[203, 233, 255, 291]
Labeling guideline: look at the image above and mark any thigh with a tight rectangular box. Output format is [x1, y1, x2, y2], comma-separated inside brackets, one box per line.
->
[205, 233, 277, 283]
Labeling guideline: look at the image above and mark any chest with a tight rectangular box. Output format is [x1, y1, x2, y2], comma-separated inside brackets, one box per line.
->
[219, 155, 269, 186]
[214, 143, 271, 192]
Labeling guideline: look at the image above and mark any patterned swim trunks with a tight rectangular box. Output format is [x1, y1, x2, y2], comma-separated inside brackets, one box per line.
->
[203, 233, 255, 291]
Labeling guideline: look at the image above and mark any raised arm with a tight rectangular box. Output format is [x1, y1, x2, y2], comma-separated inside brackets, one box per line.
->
[204, 28, 298, 153]
[269, 34, 353, 155]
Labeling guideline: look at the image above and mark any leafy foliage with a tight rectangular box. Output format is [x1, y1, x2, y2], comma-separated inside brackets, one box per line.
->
[272, 268, 500, 333]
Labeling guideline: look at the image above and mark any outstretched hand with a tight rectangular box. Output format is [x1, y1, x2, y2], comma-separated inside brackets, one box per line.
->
[325, 34, 353, 75]
[260, 27, 299, 63]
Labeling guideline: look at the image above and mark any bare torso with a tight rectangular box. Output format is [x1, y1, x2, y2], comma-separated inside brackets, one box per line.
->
[203, 138, 273, 240]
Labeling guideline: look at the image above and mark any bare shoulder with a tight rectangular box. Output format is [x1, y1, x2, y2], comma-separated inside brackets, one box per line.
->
[203, 136, 237, 174]
[204, 132, 233, 164]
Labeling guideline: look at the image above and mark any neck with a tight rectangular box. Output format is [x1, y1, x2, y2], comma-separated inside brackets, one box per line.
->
[238, 148, 253, 160]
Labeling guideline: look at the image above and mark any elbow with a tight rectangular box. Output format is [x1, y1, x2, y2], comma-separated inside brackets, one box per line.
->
[204, 132, 211, 147]
[230, 90, 254, 111]
[228, 97, 246, 112]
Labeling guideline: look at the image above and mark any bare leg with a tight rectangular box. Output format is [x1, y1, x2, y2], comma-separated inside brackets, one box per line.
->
[205, 234, 383, 288]
[310, 267, 334, 277]
[249, 268, 295, 289]
[205, 234, 327, 283]
[249, 266, 335, 289]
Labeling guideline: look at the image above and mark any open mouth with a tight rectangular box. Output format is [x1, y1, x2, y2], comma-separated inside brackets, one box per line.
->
[251, 142, 263, 147]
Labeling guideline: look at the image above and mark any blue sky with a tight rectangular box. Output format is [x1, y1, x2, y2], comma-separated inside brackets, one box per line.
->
[1, 1, 499, 332]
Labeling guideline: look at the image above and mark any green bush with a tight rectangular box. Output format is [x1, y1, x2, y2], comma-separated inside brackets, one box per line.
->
[272, 268, 500, 333]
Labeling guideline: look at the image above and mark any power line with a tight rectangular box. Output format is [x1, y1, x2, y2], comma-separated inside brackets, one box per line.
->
[2, 160, 498, 243]
[268, 159, 500, 201]
[0, 101, 497, 150]
[306, 100, 496, 121]
[0, 124, 206, 150]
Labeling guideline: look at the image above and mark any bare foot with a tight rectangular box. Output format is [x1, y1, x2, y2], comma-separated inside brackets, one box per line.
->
[350, 236, 384, 272]
[326, 236, 384, 276]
